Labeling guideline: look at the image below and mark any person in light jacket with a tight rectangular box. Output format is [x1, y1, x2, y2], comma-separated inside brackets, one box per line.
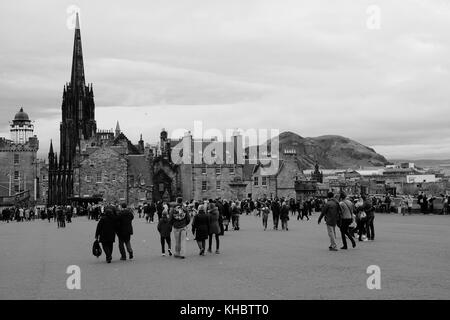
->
[338, 193, 356, 249]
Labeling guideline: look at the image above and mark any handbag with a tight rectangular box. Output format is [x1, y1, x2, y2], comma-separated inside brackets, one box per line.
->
[92, 239, 102, 258]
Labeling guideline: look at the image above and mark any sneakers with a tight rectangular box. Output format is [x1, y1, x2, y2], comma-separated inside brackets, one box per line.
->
[340, 246, 348, 250]
[215, 250, 220, 254]
[162, 253, 166, 256]
[199, 249, 205, 256]
[120, 256, 126, 261]
[329, 248, 338, 251]
[168, 249, 173, 256]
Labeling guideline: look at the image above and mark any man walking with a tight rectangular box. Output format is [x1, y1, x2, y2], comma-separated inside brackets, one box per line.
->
[338, 193, 356, 249]
[318, 192, 341, 251]
[169, 197, 190, 259]
[95, 207, 117, 263]
[271, 199, 280, 230]
[117, 203, 134, 260]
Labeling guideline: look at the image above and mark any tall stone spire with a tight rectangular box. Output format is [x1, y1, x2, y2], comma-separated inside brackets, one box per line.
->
[115, 121, 121, 138]
[70, 12, 85, 92]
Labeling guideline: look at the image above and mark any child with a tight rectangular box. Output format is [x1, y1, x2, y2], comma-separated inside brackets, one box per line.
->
[157, 211, 172, 256]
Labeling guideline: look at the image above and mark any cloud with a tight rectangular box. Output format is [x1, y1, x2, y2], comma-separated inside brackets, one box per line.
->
[0, 0, 450, 160]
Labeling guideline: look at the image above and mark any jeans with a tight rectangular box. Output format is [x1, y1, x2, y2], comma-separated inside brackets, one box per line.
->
[262, 215, 268, 229]
[118, 236, 133, 258]
[101, 242, 113, 262]
[208, 234, 220, 251]
[326, 225, 337, 249]
[366, 216, 375, 240]
[357, 218, 367, 240]
[281, 219, 288, 230]
[339, 219, 355, 248]
[173, 227, 187, 257]
[232, 215, 240, 230]
[273, 215, 279, 229]
[160, 236, 171, 253]
[197, 240, 206, 253]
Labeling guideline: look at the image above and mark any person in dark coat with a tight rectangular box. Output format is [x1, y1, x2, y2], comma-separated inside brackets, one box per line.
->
[362, 195, 375, 241]
[95, 207, 117, 263]
[318, 192, 341, 251]
[207, 202, 221, 254]
[192, 205, 210, 255]
[116, 203, 134, 260]
[157, 211, 172, 256]
[280, 202, 290, 231]
[222, 201, 231, 231]
[271, 199, 280, 230]
[150, 201, 158, 222]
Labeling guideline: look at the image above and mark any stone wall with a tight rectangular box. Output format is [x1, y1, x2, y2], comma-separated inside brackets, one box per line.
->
[0, 139, 39, 201]
[184, 164, 246, 201]
[75, 146, 128, 204]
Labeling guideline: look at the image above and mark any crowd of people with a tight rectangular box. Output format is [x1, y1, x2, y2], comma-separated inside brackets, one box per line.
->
[319, 192, 376, 251]
[1, 191, 449, 262]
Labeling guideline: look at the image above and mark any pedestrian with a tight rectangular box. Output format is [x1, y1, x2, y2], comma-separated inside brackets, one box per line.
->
[191, 204, 209, 256]
[157, 210, 172, 256]
[262, 204, 270, 230]
[95, 207, 117, 263]
[271, 199, 280, 230]
[222, 200, 231, 232]
[207, 202, 221, 254]
[407, 195, 413, 215]
[299, 200, 310, 221]
[116, 203, 134, 261]
[150, 201, 158, 222]
[318, 192, 341, 251]
[362, 195, 375, 241]
[169, 197, 190, 259]
[231, 201, 241, 230]
[280, 201, 289, 231]
[338, 193, 356, 249]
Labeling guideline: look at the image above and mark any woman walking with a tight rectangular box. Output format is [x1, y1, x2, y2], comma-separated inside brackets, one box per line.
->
[207, 202, 221, 254]
[262, 204, 270, 231]
[191, 205, 209, 255]
[157, 211, 172, 256]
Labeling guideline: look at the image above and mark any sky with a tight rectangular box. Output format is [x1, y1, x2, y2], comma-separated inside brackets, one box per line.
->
[1, 0, 450, 160]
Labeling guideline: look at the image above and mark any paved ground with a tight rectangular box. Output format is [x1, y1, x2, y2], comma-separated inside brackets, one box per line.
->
[0, 212, 449, 300]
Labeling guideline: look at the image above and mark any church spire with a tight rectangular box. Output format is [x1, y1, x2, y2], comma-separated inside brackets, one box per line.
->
[49, 139, 54, 155]
[70, 12, 85, 90]
[115, 121, 121, 138]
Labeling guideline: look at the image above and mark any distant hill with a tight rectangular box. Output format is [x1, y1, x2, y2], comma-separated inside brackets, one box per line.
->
[250, 131, 389, 169]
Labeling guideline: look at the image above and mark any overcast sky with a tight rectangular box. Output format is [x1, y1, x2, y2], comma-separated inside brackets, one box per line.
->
[1, 0, 450, 160]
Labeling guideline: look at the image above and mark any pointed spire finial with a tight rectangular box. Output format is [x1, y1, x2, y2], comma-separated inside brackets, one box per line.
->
[49, 139, 54, 154]
[75, 12, 80, 30]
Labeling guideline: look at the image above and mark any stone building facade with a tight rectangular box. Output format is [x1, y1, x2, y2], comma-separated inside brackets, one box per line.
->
[249, 159, 305, 200]
[170, 132, 250, 201]
[0, 108, 40, 204]
[74, 146, 128, 204]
